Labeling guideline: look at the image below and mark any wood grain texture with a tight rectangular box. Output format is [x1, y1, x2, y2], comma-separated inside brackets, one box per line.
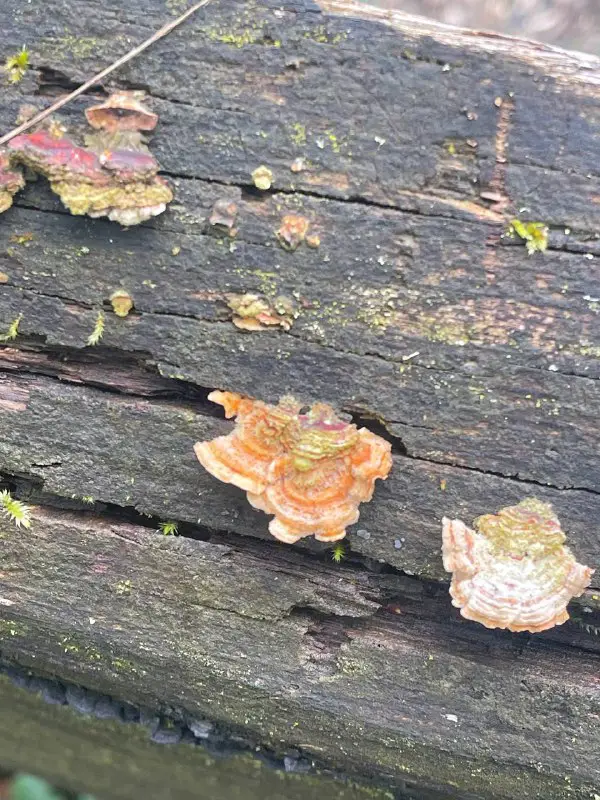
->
[1, 0, 599, 797]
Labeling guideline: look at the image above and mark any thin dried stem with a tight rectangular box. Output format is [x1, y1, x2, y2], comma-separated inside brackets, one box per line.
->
[0, 0, 212, 147]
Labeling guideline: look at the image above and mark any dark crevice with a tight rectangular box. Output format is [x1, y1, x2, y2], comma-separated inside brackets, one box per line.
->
[1, 469, 598, 664]
[34, 66, 107, 98]
[348, 411, 408, 456]
[11, 199, 73, 219]
[0, 470, 213, 541]
[1, 341, 598, 497]
[0, 341, 223, 415]
[395, 447, 600, 497]
[166, 169, 499, 226]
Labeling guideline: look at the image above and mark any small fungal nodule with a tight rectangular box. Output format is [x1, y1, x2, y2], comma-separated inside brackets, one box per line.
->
[0, 152, 25, 214]
[194, 391, 392, 544]
[442, 498, 594, 633]
[276, 214, 310, 251]
[226, 293, 296, 331]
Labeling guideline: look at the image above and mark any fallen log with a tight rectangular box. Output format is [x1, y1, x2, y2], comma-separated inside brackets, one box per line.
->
[0, 1, 599, 798]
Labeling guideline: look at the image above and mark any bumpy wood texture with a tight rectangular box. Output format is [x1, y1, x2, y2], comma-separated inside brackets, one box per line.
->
[1, 0, 599, 798]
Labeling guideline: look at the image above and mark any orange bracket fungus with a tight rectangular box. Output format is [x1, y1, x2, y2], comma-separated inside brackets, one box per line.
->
[442, 498, 594, 633]
[3, 91, 172, 226]
[194, 391, 392, 544]
[276, 214, 310, 251]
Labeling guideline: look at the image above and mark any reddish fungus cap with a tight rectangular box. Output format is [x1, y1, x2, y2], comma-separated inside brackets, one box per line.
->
[85, 91, 158, 132]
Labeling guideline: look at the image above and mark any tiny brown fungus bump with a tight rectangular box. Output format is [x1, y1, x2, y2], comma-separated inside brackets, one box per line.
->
[290, 157, 306, 173]
[251, 165, 273, 191]
[110, 289, 134, 318]
[442, 498, 594, 633]
[194, 391, 392, 544]
[209, 198, 238, 233]
[9, 232, 34, 245]
[276, 214, 310, 251]
[85, 91, 158, 132]
[47, 118, 68, 140]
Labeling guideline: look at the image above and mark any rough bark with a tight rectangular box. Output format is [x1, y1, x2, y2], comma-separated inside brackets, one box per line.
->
[0, 0, 599, 798]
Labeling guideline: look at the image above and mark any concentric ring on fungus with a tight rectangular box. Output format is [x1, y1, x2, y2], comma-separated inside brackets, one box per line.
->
[194, 391, 392, 544]
[442, 498, 594, 633]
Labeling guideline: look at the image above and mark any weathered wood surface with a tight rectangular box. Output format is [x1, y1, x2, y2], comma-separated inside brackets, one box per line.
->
[0, 675, 396, 800]
[1, 0, 600, 798]
[1, 508, 599, 800]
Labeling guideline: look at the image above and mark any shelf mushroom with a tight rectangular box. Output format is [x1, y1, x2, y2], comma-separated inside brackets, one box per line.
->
[442, 498, 594, 633]
[195, 391, 392, 544]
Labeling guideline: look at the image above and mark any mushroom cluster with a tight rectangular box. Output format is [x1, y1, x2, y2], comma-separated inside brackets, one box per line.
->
[2, 91, 172, 225]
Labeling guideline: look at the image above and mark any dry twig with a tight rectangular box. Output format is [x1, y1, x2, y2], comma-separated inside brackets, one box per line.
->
[0, 0, 212, 147]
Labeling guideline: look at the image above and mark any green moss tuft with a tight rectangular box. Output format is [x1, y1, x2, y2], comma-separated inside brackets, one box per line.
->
[508, 219, 548, 255]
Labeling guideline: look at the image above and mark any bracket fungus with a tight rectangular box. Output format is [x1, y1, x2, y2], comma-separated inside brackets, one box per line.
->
[3, 91, 172, 226]
[226, 293, 296, 331]
[442, 498, 594, 633]
[0, 152, 25, 214]
[110, 289, 134, 318]
[276, 214, 310, 251]
[194, 391, 392, 544]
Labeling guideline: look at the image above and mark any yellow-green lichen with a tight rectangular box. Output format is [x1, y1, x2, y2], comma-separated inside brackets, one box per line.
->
[325, 130, 341, 154]
[354, 287, 398, 331]
[303, 26, 348, 45]
[208, 23, 281, 48]
[110, 657, 138, 673]
[60, 637, 102, 661]
[0, 620, 28, 637]
[165, 0, 190, 14]
[115, 579, 132, 596]
[42, 34, 102, 60]
[289, 122, 307, 146]
[423, 319, 472, 346]
[234, 268, 279, 297]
